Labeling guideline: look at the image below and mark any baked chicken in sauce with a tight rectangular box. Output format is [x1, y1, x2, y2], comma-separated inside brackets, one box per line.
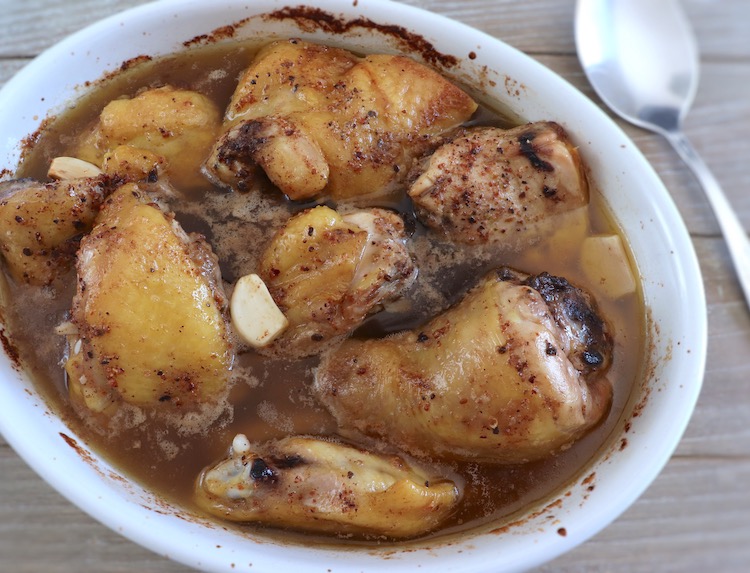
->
[408, 121, 589, 244]
[76, 85, 222, 190]
[63, 184, 233, 423]
[195, 434, 459, 538]
[0, 35, 633, 541]
[314, 268, 613, 464]
[204, 39, 477, 200]
[256, 205, 417, 358]
[0, 175, 111, 285]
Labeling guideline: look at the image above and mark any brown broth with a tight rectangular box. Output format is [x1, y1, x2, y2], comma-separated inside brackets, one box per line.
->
[5, 39, 645, 544]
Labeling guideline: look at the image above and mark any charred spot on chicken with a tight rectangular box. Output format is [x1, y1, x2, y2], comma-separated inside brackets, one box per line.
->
[519, 270, 612, 375]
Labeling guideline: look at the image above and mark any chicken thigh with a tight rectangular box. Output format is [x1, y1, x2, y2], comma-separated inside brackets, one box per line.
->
[77, 85, 221, 190]
[195, 434, 460, 538]
[256, 205, 417, 358]
[204, 39, 477, 200]
[64, 184, 233, 425]
[408, 122, 589, 244]
[0, 175, 111, 285]
[314, 267, 612, 464]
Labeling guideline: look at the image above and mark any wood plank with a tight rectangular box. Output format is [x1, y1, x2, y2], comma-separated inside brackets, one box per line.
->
[1, 1, 749, 573]
[0, 59, 29, 84]
[541, 456, 750, 572]
[3, 0, 749, 60]
[385, 0, 750, 59]
[675, 238, 750, 458]
[0, 445, 191, 573]
[0, 0, 152, 57]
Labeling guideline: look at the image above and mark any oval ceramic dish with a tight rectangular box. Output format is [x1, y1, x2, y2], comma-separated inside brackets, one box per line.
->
[0, 1, 707, 572]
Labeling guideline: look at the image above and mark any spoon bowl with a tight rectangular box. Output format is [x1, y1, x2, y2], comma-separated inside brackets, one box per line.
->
[576, 0, 750, 306]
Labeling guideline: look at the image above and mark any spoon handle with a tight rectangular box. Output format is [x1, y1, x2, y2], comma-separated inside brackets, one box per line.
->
[665, 130, 750, 308]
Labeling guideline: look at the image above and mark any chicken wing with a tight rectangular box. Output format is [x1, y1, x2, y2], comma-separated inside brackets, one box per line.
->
[194, 434, 460, 538]
[0, 176, 111, 285]
[204, 39, 477, 200]
[256, 205, 417, 358]
[314, 268, 612, 464]
[408, 122, 589, 244]
[77, 85, 221, 190]
[63, 183, 232, 424]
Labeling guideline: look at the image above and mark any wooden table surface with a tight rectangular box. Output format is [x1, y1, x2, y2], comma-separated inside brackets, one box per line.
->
[1, 0, 748, 571]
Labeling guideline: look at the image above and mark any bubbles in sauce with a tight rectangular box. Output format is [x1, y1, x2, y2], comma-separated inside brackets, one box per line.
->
[4, 39, 645, 544]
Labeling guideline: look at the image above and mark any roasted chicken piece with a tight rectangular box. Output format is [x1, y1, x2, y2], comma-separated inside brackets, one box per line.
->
[77, 86, 221, 190]
[0, 175, 111, 284]
[195, 434, 460, 538]
[408, 122, 589, 244]
[314, 268, 613, 464]
[256, 205, 417, 358]
[204, 39, 477, 200]
[101, 145, 166, 184]
[63, 184, 232, 422]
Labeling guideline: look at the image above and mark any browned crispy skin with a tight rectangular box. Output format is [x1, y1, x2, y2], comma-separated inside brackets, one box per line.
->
[204, 39, 478, 200]
[408, 122, 589, 244]
[314, 268, 612, 464]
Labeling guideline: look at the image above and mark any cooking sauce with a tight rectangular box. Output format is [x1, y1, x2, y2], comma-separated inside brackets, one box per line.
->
[5, 39, 645, 543]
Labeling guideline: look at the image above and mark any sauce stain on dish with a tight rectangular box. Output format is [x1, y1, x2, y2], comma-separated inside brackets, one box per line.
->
[180, 7, 461, 69]
[266, 6, 461, 68]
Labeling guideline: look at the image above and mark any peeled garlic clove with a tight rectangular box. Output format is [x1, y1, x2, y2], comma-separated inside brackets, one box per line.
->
[48, 157, 103, 180]
[231, 274, 289, 348]
[581, 234, 637, 299]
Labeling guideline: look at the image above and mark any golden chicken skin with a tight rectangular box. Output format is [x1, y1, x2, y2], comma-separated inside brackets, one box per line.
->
[0, 148, 180, 286]
[0, 176, 111, 285]
[63, 184, 233, 425]
[195, 434, 460, 538]
[77, 85, 221, 190]
[255, 205, 417, 359]
[408, 122, 589, 245]
[204, 39, 477, 200]
[314, 268, 613, 464]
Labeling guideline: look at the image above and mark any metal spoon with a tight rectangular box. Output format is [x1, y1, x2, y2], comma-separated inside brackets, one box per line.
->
[575, 0, 750, 307]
